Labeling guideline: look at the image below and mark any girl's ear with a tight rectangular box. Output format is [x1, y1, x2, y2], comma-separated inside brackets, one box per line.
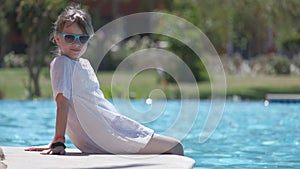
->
[54, 34, 60, 44]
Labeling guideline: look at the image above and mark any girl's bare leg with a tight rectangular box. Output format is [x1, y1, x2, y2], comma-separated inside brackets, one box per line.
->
[139, 134, 184, 155]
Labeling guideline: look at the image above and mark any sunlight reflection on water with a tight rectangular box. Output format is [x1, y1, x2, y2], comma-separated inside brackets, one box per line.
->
[1, 100, 300, 169]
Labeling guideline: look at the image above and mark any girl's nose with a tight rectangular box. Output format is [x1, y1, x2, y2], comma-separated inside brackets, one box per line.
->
[73, 41, 81, 46]
[74, 39, 81, 45]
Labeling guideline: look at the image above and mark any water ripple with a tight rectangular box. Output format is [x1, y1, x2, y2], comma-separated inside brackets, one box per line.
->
[1, 100, 300, 169]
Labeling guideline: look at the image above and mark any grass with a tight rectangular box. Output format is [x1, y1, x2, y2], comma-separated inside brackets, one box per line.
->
[1, 68, 300, 100]
[0, 68, 53, 100]
[225, 75, 300, 100]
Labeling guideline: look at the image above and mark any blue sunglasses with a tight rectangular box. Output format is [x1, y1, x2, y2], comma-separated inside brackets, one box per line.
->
[57, 33, 90, 44]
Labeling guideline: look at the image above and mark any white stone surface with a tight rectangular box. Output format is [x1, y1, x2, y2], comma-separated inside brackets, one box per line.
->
[1, 147, 195, 169]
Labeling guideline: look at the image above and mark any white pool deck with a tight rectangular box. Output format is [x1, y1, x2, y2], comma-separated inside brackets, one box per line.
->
[266, 93, 300, 102]
[0, 147, 195, 169]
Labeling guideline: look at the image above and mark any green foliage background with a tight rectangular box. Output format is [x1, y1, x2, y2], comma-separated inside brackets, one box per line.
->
[0, 0, 299, 99]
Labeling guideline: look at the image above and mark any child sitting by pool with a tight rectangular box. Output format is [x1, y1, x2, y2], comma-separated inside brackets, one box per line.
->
[25, 5, 183, 155]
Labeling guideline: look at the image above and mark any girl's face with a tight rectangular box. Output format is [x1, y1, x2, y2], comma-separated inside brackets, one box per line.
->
[54, 22, 88, 60]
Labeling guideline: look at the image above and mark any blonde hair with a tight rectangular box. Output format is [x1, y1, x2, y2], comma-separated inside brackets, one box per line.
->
[50, 5, 94, 42]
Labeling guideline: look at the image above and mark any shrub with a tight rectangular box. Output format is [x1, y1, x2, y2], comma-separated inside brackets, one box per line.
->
[109, 35, 209, 83]
[272, 55, 291, 75]
[292, 53, 300, 68]
[220, 54, 236, 74]
[282, 34, 300, 58]
[249, 54, 292, 75]
[249, 54, 274, 75]
[3, 51, 26, 68]
[0, 89, 3, 99]
[232, 53, 243, 70]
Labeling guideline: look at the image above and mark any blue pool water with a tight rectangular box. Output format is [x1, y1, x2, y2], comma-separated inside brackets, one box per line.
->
[1, 99, 300, 168]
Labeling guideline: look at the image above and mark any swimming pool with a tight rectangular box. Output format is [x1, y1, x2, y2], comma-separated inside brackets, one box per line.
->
[0, 100, 299, 168]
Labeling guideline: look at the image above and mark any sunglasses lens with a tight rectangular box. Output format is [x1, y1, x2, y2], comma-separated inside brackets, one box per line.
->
[64, 35, 75, 43]
[79, 36, 90, 44]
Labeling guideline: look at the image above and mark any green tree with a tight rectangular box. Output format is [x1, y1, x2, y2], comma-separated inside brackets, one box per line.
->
[230, 0, 300, 57]
[17, 0, 67, 98]
[164, 0, 300, 57]
[0, 1, 17, 64]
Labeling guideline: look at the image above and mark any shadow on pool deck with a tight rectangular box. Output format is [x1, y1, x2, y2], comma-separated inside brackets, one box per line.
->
[71, 163, 158, 169]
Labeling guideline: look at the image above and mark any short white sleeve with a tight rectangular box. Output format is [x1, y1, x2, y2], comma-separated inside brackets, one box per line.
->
[50, 56, 74, 100]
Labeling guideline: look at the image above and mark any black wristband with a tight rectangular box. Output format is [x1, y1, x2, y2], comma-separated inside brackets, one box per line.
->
[51, 142, 66, 149]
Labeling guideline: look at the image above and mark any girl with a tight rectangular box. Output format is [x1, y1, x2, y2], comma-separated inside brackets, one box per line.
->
[25, 5, 183, 155]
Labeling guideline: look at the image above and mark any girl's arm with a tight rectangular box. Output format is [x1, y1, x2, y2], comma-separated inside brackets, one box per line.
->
[25, 93, 68, 155]
[40, 93, 69, 155]
[53, 93, 69, 142]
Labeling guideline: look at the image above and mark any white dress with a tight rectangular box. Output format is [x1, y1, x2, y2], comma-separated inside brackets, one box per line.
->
[50, 56, 154, 154]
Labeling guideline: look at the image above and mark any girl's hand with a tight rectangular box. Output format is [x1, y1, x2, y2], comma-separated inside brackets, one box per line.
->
[24, 144, 50, 152]
[40, 145, 66, 155]
[24, 143, 66, 155]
